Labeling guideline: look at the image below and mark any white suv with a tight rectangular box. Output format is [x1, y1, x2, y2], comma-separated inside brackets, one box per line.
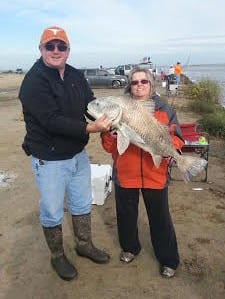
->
[115, 64, 133, 76]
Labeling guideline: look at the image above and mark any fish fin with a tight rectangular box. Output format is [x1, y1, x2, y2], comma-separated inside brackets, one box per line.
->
[151, 154, 162, 168]
[121, 123, 145, 144]
[117, 131, 130, 155]
[116, 123, 145, 155]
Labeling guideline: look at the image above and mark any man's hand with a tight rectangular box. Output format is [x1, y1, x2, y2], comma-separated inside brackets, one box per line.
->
[86, 114, 112, 133]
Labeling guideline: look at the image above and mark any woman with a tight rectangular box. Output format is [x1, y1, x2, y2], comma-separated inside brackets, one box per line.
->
[101, 67, 184, 278]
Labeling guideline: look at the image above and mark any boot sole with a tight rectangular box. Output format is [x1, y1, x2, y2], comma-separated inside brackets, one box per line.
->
[51, 258, 78, 281]
[76, 251, 110, 264]
[51, 264, 78, 281]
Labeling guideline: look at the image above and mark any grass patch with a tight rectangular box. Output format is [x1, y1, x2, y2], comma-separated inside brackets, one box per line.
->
[184, 79, 225, 140]
[198, 106, 225, 139]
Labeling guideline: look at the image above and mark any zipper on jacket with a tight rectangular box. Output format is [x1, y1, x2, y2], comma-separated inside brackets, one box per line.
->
[140, 149, 144, 188]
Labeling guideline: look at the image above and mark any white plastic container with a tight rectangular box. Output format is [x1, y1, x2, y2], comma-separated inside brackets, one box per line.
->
[162, 81, 166, 88]
[169, 84, 178, 91]
[91, 164, 112, 205]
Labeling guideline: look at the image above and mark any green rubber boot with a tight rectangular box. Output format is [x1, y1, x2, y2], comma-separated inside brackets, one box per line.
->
[72, 213, 110, 264]
[43, 225, 78, 281]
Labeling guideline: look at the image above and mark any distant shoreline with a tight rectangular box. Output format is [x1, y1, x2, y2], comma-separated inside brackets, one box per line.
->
[185, 63, 225, 67]
[1, 62, 225, 73]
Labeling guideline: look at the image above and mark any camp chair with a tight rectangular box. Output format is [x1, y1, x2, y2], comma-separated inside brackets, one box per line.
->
[166, 74, 179, 96]
[169, 123, 209, 182]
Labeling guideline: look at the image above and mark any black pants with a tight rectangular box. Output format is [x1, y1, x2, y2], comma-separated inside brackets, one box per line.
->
[114, 184, 179, 269]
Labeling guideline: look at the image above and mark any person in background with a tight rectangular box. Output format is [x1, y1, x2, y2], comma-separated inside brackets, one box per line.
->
[101, 67, 184, 278]
[19, 26, 111, 281]
[160, 70, 166, 80]
[167, 65, 176, 89]
[174, 62, 182, 85]
[168, 65, 175, 75]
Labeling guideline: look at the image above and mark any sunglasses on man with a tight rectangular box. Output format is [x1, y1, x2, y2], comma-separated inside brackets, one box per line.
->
[44, 42, 68, 52]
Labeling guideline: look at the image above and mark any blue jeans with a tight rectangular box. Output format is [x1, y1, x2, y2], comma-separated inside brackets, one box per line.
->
[175, 75, 180, 85]
[31, 149, 92, 227]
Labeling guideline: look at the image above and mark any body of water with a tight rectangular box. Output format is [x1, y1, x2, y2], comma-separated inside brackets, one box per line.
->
[183, 64, 225, 107]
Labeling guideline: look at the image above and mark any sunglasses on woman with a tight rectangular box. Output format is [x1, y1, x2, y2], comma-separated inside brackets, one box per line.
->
[44, 42, 68, 52]
[130, 79, 150, 86]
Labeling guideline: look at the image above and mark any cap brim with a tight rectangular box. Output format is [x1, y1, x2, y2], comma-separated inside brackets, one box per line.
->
[40, 37, 69, 44]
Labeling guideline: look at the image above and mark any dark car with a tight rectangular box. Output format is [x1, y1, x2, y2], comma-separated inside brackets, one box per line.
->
[15, 68, 23, 74]
[79, 68, 128, 88]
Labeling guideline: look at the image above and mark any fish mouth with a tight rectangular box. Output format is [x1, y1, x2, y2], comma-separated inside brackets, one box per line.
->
[87, 107, 122, 123]
[87, 108, 101, 119]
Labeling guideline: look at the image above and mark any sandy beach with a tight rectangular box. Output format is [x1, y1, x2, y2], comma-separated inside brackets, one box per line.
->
[0, 73, 225, 299]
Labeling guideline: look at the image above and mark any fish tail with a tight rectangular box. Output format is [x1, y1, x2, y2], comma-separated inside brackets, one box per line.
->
[176, 155, 208, 183]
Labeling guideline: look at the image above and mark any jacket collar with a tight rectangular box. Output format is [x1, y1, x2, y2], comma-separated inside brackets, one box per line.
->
[37, 57, 70, 78]
[152, 93, 166, 110]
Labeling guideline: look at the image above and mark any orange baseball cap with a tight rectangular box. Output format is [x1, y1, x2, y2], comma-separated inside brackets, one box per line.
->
[40, 26, 69, 45]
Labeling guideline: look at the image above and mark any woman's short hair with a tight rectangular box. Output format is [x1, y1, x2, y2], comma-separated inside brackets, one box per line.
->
[124, 67, 155, 97]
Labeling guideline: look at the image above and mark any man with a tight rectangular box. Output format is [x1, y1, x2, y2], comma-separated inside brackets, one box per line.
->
[19, 26, 111, 281]
[174, 62, 182, 85]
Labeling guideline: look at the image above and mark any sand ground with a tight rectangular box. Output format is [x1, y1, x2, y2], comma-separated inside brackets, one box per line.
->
[0, 73, 225, 299]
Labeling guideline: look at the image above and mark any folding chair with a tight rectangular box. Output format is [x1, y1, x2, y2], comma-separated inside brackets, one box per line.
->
[169, 123, 209, 182]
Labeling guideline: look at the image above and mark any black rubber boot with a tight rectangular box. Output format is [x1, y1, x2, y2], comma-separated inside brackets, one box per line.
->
[43, 225, 78, 281]
[72, 213, 110, 264]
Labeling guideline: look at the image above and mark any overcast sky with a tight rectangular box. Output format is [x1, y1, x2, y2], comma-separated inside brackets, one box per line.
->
[1, 0, 225, 71]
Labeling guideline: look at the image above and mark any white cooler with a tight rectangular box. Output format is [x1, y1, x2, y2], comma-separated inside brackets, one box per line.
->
[91, 164, 112, 205]
[162, 81, 166, 87]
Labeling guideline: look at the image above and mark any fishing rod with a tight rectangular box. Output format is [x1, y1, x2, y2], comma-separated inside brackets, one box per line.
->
[182, 53, 191, 71]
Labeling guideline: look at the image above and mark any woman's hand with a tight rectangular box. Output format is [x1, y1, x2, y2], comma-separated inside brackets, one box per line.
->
[166, 157, 176, 167]
[109, 129, 118, 139]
